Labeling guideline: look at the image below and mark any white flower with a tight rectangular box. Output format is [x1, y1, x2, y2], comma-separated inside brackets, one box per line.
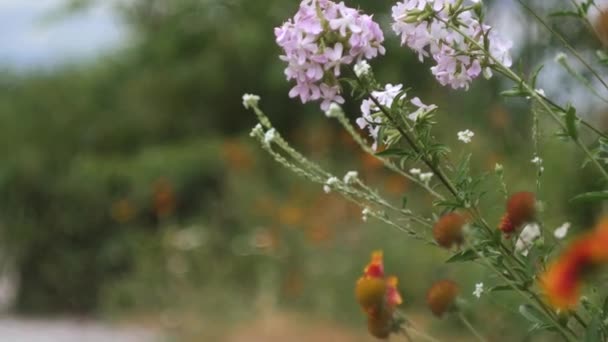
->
[409, 168, 421, 175]
[362, 207, 371, 222]
[531, 156, 543, 165]
[324, 177, 339, 193]
[264, 128, 276, 145]
[554, 222, 571, 239]
[242, 93, 261, 109]
[457, 129, 475, 144]
[535, 89, 546, 97]
[408, 97, 437, 121]
[515, 223, 541, 256]
[354, 60, 371, 77]
[473, 282, 484, 298]
[343, 171, 359, 184]
[419, 172, 433, 183]
[554, 52, 567, 63]
[325, 102, 343, 118]
[250, 123, 263, 137]
[494, 163, 503, 172]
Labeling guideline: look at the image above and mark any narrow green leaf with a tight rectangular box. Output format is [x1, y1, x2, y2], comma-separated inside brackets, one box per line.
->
[519, 304, 548, 325]
[375, 148, 409, 157]
[445, 249, 478, 263]
[565, 105, 578, 139]
[570, 191, 608, 203]
[401, 196, 408, 209]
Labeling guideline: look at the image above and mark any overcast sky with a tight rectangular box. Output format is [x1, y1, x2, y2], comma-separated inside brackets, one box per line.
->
[0, 0, 124, 69]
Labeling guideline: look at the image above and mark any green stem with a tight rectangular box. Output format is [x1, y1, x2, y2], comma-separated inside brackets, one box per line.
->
[457, 312, 488, 342]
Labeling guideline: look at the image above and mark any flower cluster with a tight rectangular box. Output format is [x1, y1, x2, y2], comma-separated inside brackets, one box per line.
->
[433, 212, 466, 249]
[541, 218, 608, 309]
[355, 251, 403, 339]
[356, 84, 437, 150]
[426, 280, 459, 317]
[391, 0, 512, 90]
[275, 0, 385, 111]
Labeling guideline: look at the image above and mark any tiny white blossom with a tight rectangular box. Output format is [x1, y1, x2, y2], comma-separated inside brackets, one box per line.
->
[494, 163, 503, 172]
[457, 129, 475, 144]
[409, 168, 421, 175]
[473, 283, 484, 298]
[242, 93, 261, 109]
[250, 123, 263, 137]
[264, 128, 276, 145]
[535, 89, 545, 97]
[515, 223, 541, 256]
[324, 177, 339, 193]
[343, 171, 359, 184]
[554, 222, 571, 239]
[354, 60, 371, 77]
[531, 156, 543, 165]
[554, 52, 567, 63]
[419, 172, 433, 183]
[362, 207, 371, 222]
[325, 103, 343, 118]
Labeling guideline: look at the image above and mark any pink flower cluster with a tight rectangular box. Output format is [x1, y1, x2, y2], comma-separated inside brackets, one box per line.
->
[392, 0, 512, 90]
[275, 0, 386, 111]
[356, 84, 437, 150]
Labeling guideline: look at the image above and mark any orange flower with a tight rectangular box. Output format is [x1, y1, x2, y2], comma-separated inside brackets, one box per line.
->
[540, 218, 608, 310]
[426, 280, 459, 317]
[433, 213, 466, 249]
[355, 251, 402, 339]
[499, 192, 535, 235]
[153, 178, 176, 219]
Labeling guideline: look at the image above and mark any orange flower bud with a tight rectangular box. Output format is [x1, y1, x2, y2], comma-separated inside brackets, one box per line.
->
[506, 192, 536, 227]
[433, 213, 466, 248]
[426, 280, 459, 317]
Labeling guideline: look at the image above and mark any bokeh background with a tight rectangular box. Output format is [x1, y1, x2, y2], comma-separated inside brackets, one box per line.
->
[0, 0, 606, 341]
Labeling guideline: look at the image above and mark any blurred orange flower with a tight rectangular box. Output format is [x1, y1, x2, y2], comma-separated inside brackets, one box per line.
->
[540, 218, 608, 309]
[221, 140, 254, 171]
[355, 251, 402, 339]
[499, 192, 536, 235]
[433, 213, 466, 249]
[426, 280, 459, 317]
[153, 178, 176, 219]
[110, 198, 137, 223]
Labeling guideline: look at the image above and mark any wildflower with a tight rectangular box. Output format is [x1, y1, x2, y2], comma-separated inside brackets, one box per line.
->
[515, 223, 541, 256]
[355, 251, 403, 338]
[391, 0, 512, 90]
[554, 52, 567, 63]
[264, 128, 277, 145]
[354, 60, 372, 77]
[343, 171, 359, 184]
[540, 218, 608, 309]
[408, 97, 437, 121]
[419, 172, 433, 184]
[276, 0, 385, 111]
[499, 192, 536, 235]
[409, 168, 421, 175]
[433, 212, 466, 249]
[494, 163, 503, 173]
[531, 156, 543, 165]
[427, 280, 459, 317]
[554, 222, 571, 240]
[473, 282, 484, 299]
[362, 207, 371, 222]
[323, 176, 339, 193]
[250, 123, 263, 137]
[324, 102, 343, 118]
[457, 129, 475, 144]
[242, 93, 261, 109]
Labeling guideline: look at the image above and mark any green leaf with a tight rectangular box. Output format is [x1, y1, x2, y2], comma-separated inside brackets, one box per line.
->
[529, 64, 544, 89]
[549, 10, 580, 18]
[401, 196, 408, 209]
[519, 304, 548, 325]
[570, 191, 608, 203]
[375, 148, 409, 157]
[565, 105, 578, 139]
[445, 249, 478, 263]
[585, 315, 603, 342]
